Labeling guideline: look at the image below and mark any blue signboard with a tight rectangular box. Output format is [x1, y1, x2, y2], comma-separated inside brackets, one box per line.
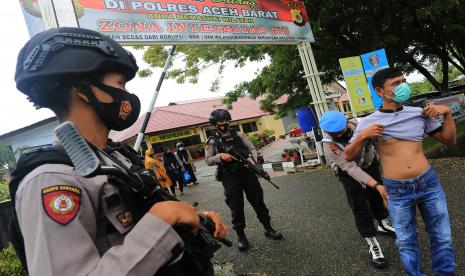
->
[360, 49, 389, 109]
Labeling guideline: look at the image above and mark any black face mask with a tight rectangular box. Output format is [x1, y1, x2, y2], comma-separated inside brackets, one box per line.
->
[217, 123, 229, 133]
[332, 128, 353, 143]
[89, 82, 141, 131]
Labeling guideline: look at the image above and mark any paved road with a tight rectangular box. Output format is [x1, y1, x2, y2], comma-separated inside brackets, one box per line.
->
[184, 158, 464, 275]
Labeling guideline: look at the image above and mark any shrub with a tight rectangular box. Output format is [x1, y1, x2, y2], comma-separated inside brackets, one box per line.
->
[0, 244, 26, 276]
[248, 133, 262, 145]
[0, 181, 10, 203]
[263, 129, 275, 137]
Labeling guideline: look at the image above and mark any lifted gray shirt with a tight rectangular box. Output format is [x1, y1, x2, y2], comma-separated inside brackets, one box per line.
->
[351, 106, 442, 143]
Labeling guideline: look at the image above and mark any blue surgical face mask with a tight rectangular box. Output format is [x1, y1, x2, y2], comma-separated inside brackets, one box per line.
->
[390, 83, 412, 103]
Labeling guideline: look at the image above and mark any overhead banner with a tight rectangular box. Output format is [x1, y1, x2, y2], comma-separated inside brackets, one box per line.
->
[21, 0, 315, 45]
[425, 94, 465, 123]
[360, 49, 389, 109]
[339, 57, 375, 113]
[19, 0, 46, 37]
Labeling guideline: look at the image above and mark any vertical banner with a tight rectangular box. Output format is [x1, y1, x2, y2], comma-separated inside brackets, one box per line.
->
[360, 49, 389, 109]
[339, 57, 374, 113]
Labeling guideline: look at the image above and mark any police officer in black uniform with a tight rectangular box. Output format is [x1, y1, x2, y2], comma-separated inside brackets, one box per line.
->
[205, 109, 282, 251]
[11, 27, 227, 275]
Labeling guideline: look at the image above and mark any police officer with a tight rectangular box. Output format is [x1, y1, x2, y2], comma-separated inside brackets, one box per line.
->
[176, 142, 199, 185]
[205, 109, 282, 251]
[12, 27, 227, 275]
[164, 147, 185, 196]
[320, 111, 394, 269]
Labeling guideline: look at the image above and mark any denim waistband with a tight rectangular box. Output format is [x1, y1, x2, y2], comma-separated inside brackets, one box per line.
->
[382, 166, 434, 185]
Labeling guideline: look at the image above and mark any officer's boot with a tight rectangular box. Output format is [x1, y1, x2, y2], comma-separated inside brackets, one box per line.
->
[365, 236, 388, 269]
[263, 222, 283, 240]
[236, 230, 249, 251]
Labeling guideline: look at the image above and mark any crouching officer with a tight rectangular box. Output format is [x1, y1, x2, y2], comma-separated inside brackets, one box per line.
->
[11, 27, 227, 275]
[205, 109, 282, 251]
[320, 111, 394, 269]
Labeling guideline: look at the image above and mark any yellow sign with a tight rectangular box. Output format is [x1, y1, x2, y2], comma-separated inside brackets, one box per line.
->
[150, 129, 199, 144]
[339, 56, 374, 113]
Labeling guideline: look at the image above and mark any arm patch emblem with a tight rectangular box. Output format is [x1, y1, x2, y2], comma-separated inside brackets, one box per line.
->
[42, 185, 81, 225]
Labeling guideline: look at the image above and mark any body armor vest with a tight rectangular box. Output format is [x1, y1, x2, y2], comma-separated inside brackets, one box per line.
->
[214, 131, 250, 174]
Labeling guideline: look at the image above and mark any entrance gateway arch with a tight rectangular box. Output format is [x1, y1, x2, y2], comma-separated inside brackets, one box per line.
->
[23, 0, 329, 151]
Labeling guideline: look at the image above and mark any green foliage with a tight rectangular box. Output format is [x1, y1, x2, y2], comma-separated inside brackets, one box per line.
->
[410, 81, 434, 96]
[410, 65, 464, 96]
[0, 244, 26, 276]
[0, 181, 9, 202]
[424, 119, 465, 152]
[263, 129, 276, 137]
[0, 143, 16, 174]
[141, 0, 465, 113]
[248, 133, 262, 145]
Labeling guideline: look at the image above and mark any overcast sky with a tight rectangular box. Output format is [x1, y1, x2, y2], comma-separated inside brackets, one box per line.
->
[0, 1, 268, 136]
[0, 1, 424, 136]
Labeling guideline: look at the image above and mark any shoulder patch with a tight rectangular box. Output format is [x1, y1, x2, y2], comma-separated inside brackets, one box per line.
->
[42, 185, 81, 225]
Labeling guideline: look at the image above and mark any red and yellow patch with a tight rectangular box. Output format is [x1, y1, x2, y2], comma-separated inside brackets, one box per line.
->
[42, 185, 81, 225]
[119, 100, 132, 120]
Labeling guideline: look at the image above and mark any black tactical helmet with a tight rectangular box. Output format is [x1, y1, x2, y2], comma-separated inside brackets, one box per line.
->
[209, 109, 232, 125]
[15, 27, 138, 98]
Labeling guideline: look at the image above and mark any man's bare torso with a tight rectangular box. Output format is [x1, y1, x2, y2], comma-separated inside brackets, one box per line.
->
[377, 139, 429, 179]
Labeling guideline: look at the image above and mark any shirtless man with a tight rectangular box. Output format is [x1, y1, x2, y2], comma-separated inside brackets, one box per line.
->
[344, 68, 456, 276]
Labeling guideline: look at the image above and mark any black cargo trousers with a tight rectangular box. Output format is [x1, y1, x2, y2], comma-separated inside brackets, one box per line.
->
[221, 168, 271, 232]
[337, 159, 388, 238]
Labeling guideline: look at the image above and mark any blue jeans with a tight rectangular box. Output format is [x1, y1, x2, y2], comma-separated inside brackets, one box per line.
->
[383, 167, 455, 276]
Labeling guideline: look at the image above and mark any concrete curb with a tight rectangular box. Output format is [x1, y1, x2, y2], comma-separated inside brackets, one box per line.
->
[262, 159, 320, 172]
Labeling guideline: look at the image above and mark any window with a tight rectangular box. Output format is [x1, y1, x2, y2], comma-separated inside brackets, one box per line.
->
[152, 135, 201, 153]
[241, 122, 258, 133]
[205, 125, 240, 138]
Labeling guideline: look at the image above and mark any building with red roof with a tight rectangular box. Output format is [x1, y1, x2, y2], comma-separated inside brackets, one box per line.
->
[110, 95, 292, 157]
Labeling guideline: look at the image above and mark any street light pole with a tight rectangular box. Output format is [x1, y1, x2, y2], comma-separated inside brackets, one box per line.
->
[297, 41, 328, 164]
[133, 45, 176, 152]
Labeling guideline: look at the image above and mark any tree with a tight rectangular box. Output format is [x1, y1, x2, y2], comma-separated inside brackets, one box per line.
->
[0, 143, 16, 176]
[407, 64, 464, 96]
[140, 0, 465, 114]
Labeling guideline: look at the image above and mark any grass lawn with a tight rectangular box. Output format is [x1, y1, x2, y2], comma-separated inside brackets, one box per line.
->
[423, 119, 465, 153]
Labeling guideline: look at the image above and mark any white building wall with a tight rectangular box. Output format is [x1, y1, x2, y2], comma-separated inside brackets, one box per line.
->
[3, 120, 59, 155]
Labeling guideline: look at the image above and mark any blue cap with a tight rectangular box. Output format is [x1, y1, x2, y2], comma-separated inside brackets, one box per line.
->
[320, 111, 347, 133]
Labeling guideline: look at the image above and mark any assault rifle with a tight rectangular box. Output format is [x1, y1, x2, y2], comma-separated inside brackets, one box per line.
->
[207, 134, 280, 189]
[55, 122, 231, 276]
